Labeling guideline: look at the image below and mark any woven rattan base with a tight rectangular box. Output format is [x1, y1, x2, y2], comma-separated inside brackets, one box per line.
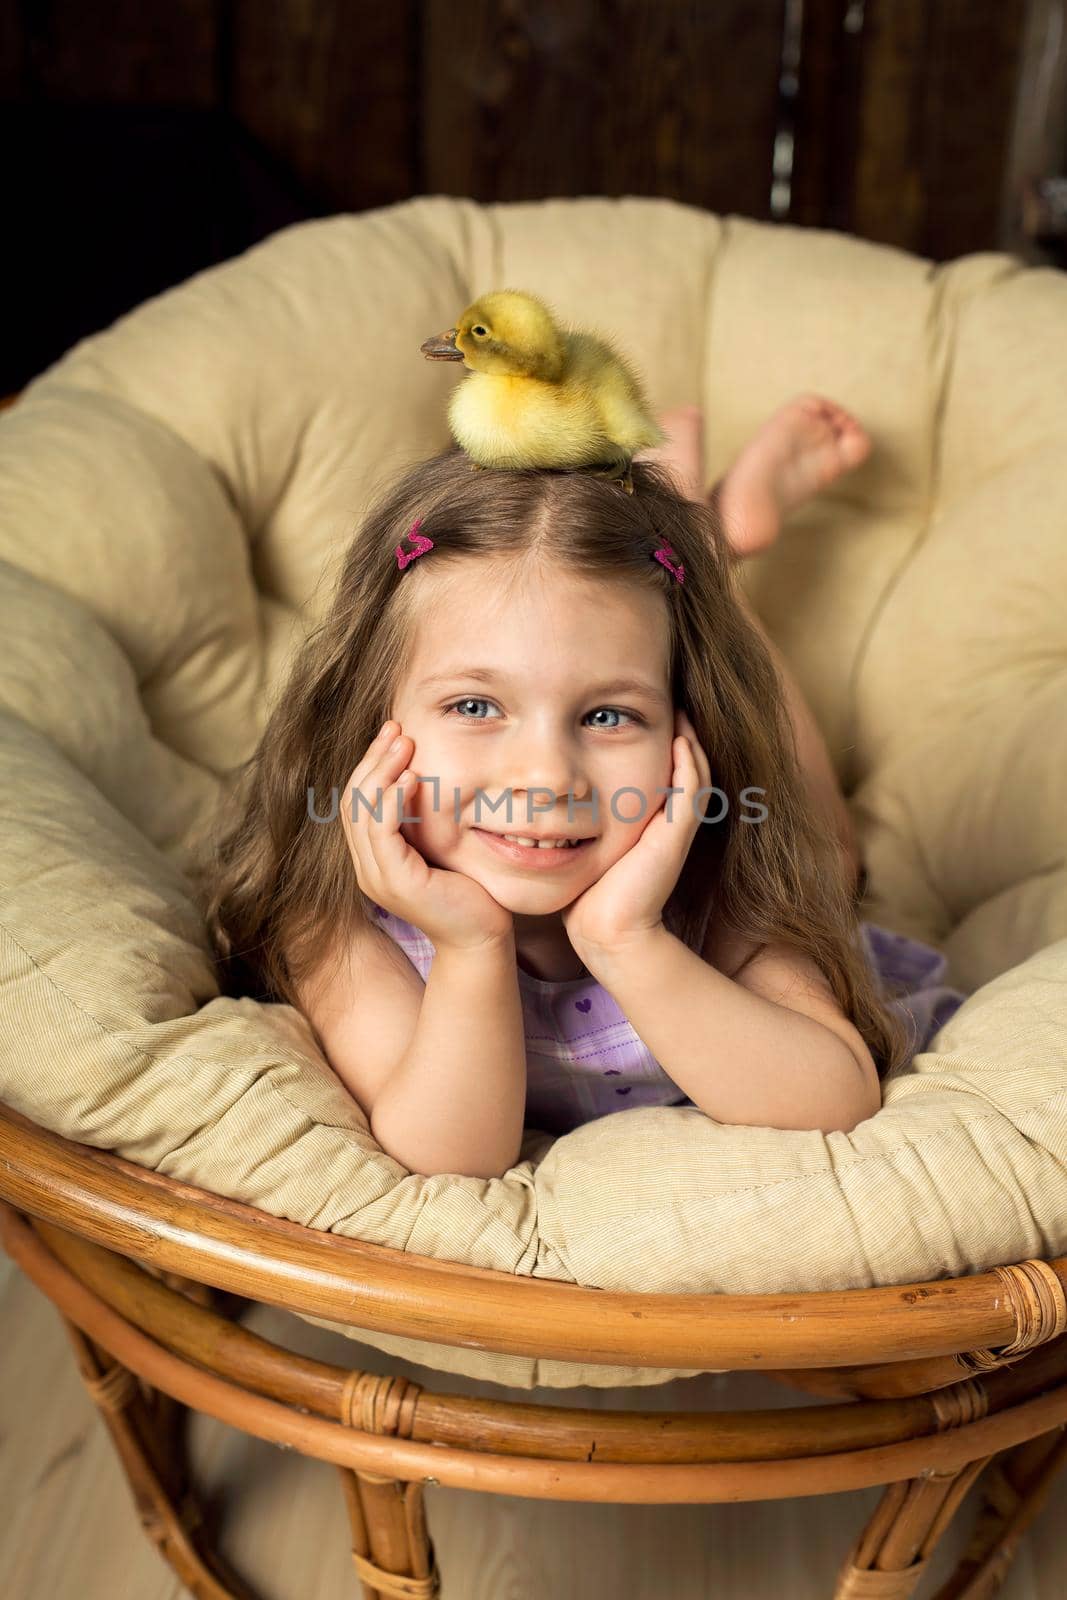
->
[2, 1105, 1067, 1599]
[3, 1206, 1067, 1599]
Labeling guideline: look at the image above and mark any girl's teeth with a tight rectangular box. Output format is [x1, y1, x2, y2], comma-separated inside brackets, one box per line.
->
[502, 835, 577, 849]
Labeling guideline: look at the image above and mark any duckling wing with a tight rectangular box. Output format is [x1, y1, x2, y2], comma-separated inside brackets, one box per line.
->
[563, 331, 666, 454]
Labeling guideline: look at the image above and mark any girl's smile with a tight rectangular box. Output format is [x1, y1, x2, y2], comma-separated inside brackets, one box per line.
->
[472, 826, 597, 868]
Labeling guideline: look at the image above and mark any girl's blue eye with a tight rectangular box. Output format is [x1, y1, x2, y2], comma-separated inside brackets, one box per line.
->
[445, 698, 496, 720]
[443, 697, 643, 730]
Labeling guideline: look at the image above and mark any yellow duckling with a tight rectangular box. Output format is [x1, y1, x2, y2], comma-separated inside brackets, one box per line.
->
[420, 288, 665, 494]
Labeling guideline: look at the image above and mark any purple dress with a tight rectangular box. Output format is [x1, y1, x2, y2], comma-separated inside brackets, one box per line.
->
[370, 905, 967, 1137]
[855, 922, 968, 1062]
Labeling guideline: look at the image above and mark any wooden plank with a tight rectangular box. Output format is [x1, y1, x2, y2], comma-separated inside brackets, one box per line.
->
[230, 0, 417, 208]
[1004, 0, 1067, 265]
[853, 0, 1029, 258]
[912, 0, 1028, 257]
[790, 0, 867, 232]
[27, 0, 217, 103]
[0, 0, 26, 100]
[792, 0, 1029, 258]
[422, 0, 788, 216]
[850, 0, 927, 248]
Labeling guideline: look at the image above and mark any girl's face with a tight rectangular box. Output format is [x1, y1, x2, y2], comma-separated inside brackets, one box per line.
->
[388, 556, 676, 937]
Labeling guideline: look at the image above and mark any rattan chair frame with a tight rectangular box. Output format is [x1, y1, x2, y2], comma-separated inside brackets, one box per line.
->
[2, 1103, 1066, 1600]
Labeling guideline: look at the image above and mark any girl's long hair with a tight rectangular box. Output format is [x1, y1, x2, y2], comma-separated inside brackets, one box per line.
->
[199, 447, 913, 1081]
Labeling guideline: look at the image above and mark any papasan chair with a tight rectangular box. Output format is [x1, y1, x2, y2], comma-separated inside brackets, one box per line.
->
[1, 195, 1066, 1600]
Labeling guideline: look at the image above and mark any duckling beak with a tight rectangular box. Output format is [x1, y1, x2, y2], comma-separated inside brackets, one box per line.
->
[420, 327, 464, 361]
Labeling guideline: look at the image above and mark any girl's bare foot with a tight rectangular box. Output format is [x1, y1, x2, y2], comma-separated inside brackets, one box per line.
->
[716, 394, 872, 557]
[634, 404, 706, 501]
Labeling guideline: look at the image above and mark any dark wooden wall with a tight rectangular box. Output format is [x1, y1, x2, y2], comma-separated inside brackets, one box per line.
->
[0, 0, 1050, 395]
[793, 0, 1025, 249]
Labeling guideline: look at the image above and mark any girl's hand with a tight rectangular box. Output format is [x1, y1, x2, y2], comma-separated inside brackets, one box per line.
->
[561, 709, 712, 956]
[340, 721, 514, 952]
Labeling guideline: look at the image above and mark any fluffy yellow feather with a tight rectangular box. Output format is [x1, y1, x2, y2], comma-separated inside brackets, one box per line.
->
[420, 288, 666, 494]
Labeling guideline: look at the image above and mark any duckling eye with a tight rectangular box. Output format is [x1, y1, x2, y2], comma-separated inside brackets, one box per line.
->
[472, 325, 487, 337]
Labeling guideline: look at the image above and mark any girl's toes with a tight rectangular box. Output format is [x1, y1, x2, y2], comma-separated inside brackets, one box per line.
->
[839, 427, 872, 467]
[797, 393, 835, 421]
[806, 396, 871, 467]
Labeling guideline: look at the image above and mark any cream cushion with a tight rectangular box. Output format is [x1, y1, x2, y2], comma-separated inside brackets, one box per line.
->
[1, 197, 1065, 1392]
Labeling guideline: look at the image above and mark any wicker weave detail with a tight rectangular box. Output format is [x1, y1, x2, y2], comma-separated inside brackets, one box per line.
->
[340, 1370, 423, 1439]
[929, 1377, 988, 1429]
[82, 1359, 139, 1412]
[834, 1549, 930, 1597]
[351, 1549, 441, 1599]
[957, 1260, 1067, 1373]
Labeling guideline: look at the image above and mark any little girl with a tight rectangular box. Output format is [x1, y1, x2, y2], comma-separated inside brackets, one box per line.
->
[205, 397, 967, 1178]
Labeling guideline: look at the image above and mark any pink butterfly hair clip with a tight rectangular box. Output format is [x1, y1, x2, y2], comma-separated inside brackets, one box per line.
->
[395, 517, 435, 570]
[652, 542, 685, 583]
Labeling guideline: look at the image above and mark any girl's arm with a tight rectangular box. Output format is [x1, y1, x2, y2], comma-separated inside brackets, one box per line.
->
[580, 927, 881, 1134]
[733, 579, 862, 893]
[370, 930, 528, 1179]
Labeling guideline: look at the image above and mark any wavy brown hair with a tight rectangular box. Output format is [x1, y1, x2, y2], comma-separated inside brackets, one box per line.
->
[199, 446, 913, 1082]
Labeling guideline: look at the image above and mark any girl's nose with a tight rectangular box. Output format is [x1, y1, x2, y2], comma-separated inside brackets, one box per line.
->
[503, 739, 592, 817]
